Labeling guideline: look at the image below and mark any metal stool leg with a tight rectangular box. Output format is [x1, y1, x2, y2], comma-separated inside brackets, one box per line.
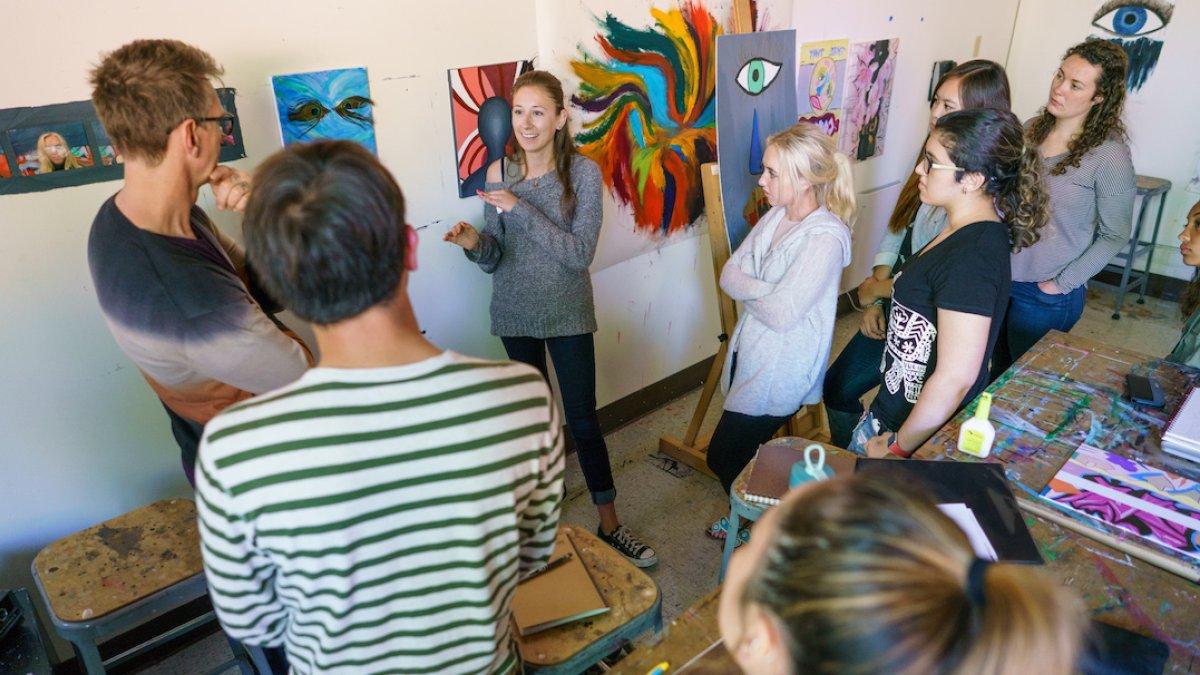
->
[69, 637, 107, 675]
[1138, 189, 1170, 304]
[719, 506, 741, 583]
[1114, 196, 1150, 319]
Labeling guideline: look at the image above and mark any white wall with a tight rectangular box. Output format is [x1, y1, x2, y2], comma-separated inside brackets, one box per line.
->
[786, 0, 1022, 290]
[1006, 0, 1198, 282]
[0, 0, 721, 641]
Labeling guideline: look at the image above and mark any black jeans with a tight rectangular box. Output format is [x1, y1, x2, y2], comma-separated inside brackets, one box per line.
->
[823, 330, 886, 448]
[706, 352, 791, 494]
[501, 334, 616, 505]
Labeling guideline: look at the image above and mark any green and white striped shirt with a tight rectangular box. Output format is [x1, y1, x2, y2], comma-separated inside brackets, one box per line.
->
[196, 351, 564, 674]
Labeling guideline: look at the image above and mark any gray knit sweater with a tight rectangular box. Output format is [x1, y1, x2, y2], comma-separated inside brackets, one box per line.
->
[465, 154, 602, 338]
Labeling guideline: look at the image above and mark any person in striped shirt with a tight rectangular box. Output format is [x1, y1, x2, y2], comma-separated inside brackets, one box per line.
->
[195, 140, 564, 674]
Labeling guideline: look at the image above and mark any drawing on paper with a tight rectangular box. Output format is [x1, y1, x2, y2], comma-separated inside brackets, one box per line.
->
[1040, 444, 1200, 562]
[570, 1, 721, 239]
[716, 29, 797, 251]
[1090, 0, 1174, 91]
[271, 67, 376, 153]
[797, 39, 848, 142]
[839, 38, 899, 162]
[449, 60, 531, 198]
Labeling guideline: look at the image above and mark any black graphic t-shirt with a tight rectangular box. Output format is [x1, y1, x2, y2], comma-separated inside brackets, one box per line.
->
[869, 220, 1011, 432]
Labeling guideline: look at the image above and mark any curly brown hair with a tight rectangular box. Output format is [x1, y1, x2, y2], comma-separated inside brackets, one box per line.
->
[936, 109, 1049, 252]
[1026, 39, 1128, 176]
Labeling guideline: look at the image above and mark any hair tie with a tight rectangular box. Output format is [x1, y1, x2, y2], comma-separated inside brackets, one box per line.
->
[966, 558, 992, 609]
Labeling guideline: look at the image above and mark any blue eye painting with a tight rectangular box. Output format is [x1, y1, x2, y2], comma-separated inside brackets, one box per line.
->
[271, 67, 376, 153]
[1090, 0, 1174, 91]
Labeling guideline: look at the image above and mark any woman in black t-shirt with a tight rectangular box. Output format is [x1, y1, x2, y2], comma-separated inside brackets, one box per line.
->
[847, 109, 1049, 458]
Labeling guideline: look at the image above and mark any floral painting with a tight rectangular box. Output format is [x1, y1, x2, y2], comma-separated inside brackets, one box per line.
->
[839, 38, 899, 162]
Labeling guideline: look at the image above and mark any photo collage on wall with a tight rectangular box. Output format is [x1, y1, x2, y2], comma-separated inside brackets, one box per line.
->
[0, 88, 246, 197]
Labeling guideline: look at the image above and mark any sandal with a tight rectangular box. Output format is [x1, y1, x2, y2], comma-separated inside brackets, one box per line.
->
[706, 516, 732, 540]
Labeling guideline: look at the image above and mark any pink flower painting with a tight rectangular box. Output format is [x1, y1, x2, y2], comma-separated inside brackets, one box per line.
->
[839, 38, 899, 162]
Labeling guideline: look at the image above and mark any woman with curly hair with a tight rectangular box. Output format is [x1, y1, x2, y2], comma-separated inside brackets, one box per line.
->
[719, 474, 1086, 674]
[1169, 200, 1200, 368]
[848, 108, 1048, 459]
[992, 39, 1135, 375]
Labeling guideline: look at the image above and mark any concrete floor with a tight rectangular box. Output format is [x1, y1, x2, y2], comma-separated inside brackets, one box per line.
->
[132, 283, 1186, 673]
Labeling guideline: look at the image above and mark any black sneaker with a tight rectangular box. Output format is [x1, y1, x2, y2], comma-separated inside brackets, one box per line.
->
[597, 525, 658, 568]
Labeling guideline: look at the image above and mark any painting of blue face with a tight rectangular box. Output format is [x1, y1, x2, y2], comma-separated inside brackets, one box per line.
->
[271, 67, 376, 153]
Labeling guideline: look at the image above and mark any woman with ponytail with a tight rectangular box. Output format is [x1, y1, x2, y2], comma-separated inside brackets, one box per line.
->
[992, 39, 1135, 375]
[444, 70, 657, 566]
[825, 59, 1011, 447]
[719, 474, 1086, 674]
[704, 123, 854, 531]
[848, 108, 1048, 458]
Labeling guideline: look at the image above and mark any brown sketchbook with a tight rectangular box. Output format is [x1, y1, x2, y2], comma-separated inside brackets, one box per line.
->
[743, 442, 857, 506]
[511, 534, 609, 635]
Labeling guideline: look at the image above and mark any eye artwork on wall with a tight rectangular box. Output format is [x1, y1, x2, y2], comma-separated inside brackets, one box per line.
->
[796, 39, 849, 144]
[570, 1, 721, 240]
[1089, 0, 1174, 91]
[715, 29, 797, 251]
[839, 38, 900, 163]
[0, 88, 245, 197]
[448, 60, 532, 198]
[271, 67, 376, 153]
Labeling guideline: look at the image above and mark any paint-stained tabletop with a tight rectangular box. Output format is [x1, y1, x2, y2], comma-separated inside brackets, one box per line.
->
[32, 499, 203, 622]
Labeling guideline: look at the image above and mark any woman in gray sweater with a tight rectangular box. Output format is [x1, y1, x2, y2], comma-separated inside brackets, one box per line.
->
[992, 39, 1135, 374]
[444, 70, 656, 567]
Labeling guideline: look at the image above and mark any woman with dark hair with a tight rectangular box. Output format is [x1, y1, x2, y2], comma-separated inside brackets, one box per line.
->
[444, 70, 656, 567]
[1169, 200, 1200, 368]
[991, 39, 1135, 374]
[719, 474, 1086, 674]
[848, 108, 1048, 458]
[825, 60, 1011, 447]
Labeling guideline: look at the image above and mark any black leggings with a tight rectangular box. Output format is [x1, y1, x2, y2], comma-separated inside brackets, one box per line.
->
[705, 352, 791, 493]
[501, 334, 616, 505]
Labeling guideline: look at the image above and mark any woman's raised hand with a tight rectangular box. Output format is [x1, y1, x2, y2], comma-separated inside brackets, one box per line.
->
[443, 221, 481, 251]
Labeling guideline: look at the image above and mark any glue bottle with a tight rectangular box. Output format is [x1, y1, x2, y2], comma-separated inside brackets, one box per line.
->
[957, 392, 995, 458]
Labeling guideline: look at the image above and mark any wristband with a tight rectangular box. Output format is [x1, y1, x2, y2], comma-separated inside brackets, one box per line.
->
[886, 433, 911, 458]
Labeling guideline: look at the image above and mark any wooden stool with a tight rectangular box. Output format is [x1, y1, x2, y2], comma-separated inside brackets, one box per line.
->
[30, 499, 252, 674]
[517, 524, 662, 674]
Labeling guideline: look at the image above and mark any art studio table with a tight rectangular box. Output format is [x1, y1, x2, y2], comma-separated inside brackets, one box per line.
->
[914, 330, 1200, 671]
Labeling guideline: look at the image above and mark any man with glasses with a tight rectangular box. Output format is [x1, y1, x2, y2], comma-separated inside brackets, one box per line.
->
[87, 40, 312, 486]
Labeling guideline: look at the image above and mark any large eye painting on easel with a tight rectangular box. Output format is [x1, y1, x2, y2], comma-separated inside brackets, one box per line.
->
[716, 30, 797, 251]
[1090, 0, 1174, 91]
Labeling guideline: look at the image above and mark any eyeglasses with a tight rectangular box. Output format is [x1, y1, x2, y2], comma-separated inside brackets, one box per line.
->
[920, 155, 965, 173]
[44, 144, 67, 152]
[195, 112, 236, 136]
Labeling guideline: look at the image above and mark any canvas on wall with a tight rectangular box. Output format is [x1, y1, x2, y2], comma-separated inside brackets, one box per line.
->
[796, 38, 848, 143]
[449, 60, 532, 198]
[715, 29, 797, 252]
[272, 67, 376, 154]
[839, 38, 899, 162]
[1089, 0, 1174, 91]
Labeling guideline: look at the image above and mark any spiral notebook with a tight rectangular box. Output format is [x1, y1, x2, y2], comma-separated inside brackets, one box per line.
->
[743, 443, 857, 506]
[511, 534, 609, 635]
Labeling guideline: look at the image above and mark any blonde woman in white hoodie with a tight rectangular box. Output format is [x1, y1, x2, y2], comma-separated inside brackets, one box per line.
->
[706, 123, 855, 541]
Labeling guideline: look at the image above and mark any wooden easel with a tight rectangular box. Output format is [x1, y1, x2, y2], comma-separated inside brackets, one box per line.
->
[657, 163, 829, 477]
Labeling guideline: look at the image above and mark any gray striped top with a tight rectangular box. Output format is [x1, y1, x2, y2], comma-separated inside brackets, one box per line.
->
[196, 350, 564, 674]
[1011, 136, 1135, 290]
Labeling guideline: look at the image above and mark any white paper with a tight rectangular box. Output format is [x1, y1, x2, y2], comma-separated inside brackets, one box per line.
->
[938, 503, 998, 561]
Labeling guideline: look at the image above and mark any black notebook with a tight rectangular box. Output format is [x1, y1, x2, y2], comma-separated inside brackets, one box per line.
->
[855, 459, 1043, 564]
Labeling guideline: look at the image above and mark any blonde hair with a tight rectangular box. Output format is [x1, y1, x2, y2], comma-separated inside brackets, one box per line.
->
[766, 123, 856, 228]
[37, 132, 82, 173]
[743, 475, 1086, 674]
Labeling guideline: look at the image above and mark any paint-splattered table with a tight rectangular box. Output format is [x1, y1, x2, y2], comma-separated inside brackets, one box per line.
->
[914, 330, 1200, 671]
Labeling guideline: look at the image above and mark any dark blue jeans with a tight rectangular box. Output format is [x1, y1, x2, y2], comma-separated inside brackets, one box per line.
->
[501, 334, 616, 505]
[991, 281, 1087, 378]
[823, 330, 886, 448]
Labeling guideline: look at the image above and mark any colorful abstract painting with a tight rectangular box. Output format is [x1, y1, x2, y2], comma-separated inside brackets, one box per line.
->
[449, 60, 531, 198]
[839, 38, 899, 162]
[1090, 0, 1174, 91]
[716, 29, 797, 251]
[570, 1, 721, 239]
[1041, 444, 1200, 562]
[797, 38, 848, 143]
[271, 67, 376, 154]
